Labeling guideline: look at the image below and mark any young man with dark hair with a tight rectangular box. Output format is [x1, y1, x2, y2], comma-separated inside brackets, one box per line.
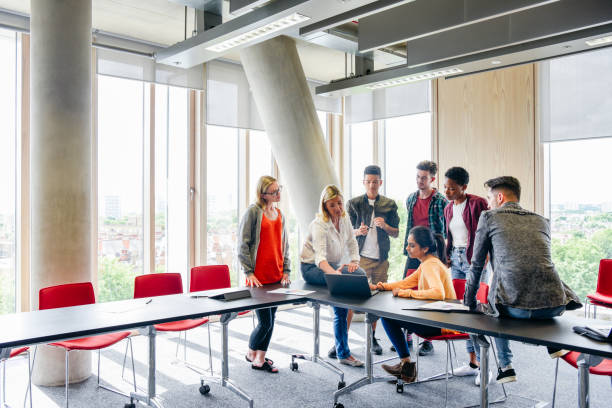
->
[464, 176, 581, 385]
[442, 166, 488, 376]
[341, 165, 399, 356]
[402, 160, 448, 355]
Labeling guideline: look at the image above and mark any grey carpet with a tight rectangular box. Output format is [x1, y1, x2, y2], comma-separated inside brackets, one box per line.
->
[2, 305, 610, 407]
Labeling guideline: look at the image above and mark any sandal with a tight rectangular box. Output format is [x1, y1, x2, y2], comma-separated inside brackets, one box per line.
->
[245, 355, 274, 365]
[251, 361, 279, 373]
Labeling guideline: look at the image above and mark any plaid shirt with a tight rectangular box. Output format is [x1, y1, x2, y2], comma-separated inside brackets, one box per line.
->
[403, 189, 448, 255]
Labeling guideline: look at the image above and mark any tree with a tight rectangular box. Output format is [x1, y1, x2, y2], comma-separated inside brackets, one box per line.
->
[98, 257, 136, 302]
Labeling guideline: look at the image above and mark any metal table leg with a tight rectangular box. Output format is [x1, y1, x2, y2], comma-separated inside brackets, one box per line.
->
[333, 313, 396, 408]
[200, 312, 254, 408]
[577, 353, 603, 408]
[291, 302, 346, 389]
[126, 326, 163, 408]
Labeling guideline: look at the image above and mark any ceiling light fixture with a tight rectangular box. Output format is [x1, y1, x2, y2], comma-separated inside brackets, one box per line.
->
[206, 13, 310, 52]
[365, 68, 463, 90]
[585, 35, 612, 47]
[491, 60, 502, 65]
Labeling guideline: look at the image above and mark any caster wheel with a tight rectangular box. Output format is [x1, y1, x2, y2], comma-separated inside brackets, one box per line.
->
[290, 362, 298, 371]
[396, 383, 404, 393]
[199, 384, 211, 395]
[334, 403, 344, 408]
[337, 381, 346, 389]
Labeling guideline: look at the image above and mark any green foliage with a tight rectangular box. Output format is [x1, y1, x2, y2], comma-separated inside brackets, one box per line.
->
[388, 200, 408, 283]
[98, 257, 136, 302]
[0, 270, 15, 315]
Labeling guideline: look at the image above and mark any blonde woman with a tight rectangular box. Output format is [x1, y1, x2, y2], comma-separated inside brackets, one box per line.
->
[238, 175, 291, 373]
[300, 184, 365, 367]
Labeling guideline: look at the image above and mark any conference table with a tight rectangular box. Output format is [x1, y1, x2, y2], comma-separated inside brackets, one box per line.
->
[0, 282, 611, 408]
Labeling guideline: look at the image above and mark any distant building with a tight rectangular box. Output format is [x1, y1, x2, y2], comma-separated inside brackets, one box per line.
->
[104, 195, 121, 219]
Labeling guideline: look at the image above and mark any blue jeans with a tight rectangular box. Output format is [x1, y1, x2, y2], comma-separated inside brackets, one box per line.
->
[381, 318, 441, 359]
[301, 262, 366, 359]
[472, 304, 566, 368]
[450, 247, 475, 354]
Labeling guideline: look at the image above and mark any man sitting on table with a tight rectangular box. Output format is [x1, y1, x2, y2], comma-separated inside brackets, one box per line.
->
[463, 176, 581, 385]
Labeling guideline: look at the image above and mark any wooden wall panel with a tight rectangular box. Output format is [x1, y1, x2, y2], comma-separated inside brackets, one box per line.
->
[436, 64, 536, 211]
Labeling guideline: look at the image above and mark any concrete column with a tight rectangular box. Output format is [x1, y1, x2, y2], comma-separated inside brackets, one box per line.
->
[240, 36, 340, 233]
[30, 0, 93, 386]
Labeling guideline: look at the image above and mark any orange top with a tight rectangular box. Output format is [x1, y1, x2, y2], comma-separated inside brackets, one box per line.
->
[381, 257, 456, 300]
[253, 210, 284, 284]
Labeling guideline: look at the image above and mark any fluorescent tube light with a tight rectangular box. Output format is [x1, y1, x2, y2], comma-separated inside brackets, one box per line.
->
[585, 35, 612, 47]
[365, 68, 463, 90]
[206, 13, 310, 52]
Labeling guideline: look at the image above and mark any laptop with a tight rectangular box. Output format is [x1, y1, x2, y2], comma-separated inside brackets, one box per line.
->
[324, 274, 379, 299]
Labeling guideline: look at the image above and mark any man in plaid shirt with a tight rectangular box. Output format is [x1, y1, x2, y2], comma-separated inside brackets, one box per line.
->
[401, 160, 448, 356]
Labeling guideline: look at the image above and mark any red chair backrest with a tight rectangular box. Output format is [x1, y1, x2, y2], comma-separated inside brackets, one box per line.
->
[190, 265, 231, 292]
[452, 279, 467, 299]
[134, 273, 183, 299]
[596, 259, 612, 297]
[477, 282, 489, 304]
[39, 282, 95, 310]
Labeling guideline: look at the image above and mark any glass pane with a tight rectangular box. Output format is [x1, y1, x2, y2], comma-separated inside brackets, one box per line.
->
[0, 29, 17, 315]
[349, 122, 373, 197]
[384, 113, 432, 282]
[207, 126, 239, 285]
[549, 138, 612, 300]
[97, 75, 144, 302]
[154, 86, 168, 273]
[317, 110, 328, 142]
[166, 87, 189, 280]
[248, 130, 273, 204]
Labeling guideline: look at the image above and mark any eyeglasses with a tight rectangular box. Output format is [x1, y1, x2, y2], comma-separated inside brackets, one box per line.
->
[263, 185, 283, 195]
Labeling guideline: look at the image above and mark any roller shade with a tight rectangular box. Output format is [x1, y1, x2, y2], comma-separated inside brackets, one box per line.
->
[96, 47, 204, 90]
[345, 80, 431, 124]
[206, 59, 342, 131]
[540, 47, 612, 143]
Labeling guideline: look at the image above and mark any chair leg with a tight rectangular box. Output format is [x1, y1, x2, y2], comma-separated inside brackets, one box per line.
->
[251, 312, 256, 329]
[64, 350, 69, 408]
[489, 337, 508, 399]
[2, 358, 6, 407]
[97, 349, 101, 388]
[444, 341, 450, 407]
[121, 339, 128, 380]
[183, 331, 188, 362]
[175, 332, 181, 358]
[551, 358, 560, 408]
[129, 338, 137, 393]
[24, 346, 37, 408]
[207, 323, 213, 375]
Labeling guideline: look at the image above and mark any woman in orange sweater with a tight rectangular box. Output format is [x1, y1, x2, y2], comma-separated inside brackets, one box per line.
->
[371, 226, 456, 381]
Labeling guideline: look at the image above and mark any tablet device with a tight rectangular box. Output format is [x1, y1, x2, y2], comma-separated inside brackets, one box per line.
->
[324, 274, 379, 299]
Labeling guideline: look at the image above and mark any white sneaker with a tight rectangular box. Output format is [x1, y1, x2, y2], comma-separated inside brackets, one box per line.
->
[474, 369, 493, 386]
[451, 364, 479, 376]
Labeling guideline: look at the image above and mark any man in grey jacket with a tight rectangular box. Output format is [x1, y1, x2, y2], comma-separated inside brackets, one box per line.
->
[464, 176, 580, 385]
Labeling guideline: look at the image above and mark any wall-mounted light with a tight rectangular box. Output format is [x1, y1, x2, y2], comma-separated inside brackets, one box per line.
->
[585, 35, 612, 47]
[365, 68, 463, 90]
[206, 13, 310, 52]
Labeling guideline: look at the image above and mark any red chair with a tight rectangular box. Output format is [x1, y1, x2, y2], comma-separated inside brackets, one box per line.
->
[551, 351, 612, 407]
[36, 282, 136, 407]
[133, 273, 209, 372]
[1, 347, 32, 408]
[585, 259, 612, 318]
[189, 265, 254, 374]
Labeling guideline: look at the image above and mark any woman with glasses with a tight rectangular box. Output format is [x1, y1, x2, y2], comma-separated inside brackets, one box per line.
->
[239, 175, 291, 373]
[300, 184, 366, 367]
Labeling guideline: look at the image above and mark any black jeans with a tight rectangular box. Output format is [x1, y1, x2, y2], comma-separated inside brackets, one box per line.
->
[249, 307, 278, 351]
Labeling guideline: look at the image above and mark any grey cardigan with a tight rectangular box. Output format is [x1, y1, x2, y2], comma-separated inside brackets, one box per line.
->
[465, 202, 580, 315]
[238, 204, 291, 276]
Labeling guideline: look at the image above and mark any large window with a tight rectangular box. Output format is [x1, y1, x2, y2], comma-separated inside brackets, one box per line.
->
[248, 130, 273, 204]
[547, 138, 612, 300]
[384, 113, 432, 282]
[348, 121, 374, 197]
[0, 29, 18, 315]
[97, 76, 144, 302]
[207, 126, 240, 284]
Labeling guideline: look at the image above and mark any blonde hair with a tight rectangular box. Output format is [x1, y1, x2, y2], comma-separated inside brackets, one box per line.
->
[255, 175, 278, 209]
[319, 184, 345, 222]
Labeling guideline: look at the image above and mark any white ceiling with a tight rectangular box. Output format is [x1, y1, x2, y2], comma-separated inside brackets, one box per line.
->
[0, 0, 348, 82]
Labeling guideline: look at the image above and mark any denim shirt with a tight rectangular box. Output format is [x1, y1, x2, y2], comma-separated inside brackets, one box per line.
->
[347, 194, 399, 261]
[465, 202, 580, 314]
